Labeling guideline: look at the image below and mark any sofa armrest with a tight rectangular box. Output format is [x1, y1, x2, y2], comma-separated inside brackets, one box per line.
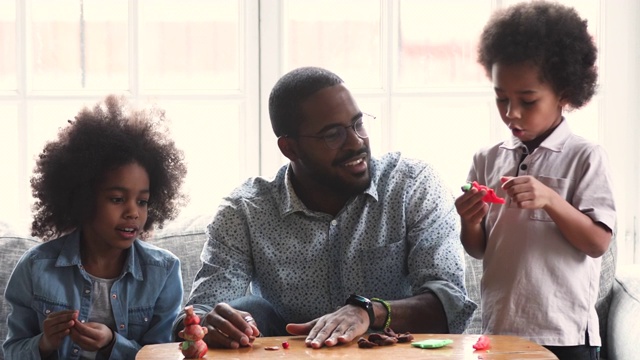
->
[607, 265, 640, 360]
[0, 234, 40, 360]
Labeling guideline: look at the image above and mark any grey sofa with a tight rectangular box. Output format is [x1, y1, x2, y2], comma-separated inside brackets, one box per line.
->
[2, 214, 639, 359]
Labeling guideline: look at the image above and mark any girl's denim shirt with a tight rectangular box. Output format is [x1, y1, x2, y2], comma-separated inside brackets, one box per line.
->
[3, 230, 183, 360]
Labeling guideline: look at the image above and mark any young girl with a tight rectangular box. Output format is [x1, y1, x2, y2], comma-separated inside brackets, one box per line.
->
[455, 2, 616, 360]
[3, 95, 187, 360]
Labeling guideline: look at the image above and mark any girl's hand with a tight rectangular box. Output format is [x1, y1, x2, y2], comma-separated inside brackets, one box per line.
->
[455, 186, 489, 225]
[69, 320, 114, 351]
[501, 176, 555, 209]
[39, 310, 78, 355]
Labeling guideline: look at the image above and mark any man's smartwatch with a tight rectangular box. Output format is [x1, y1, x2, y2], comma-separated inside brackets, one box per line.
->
[345, 294, 375, 328]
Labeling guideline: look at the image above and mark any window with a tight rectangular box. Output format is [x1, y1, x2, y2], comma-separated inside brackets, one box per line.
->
[0, 0, 259, 230]
[1, 0, 638, 265]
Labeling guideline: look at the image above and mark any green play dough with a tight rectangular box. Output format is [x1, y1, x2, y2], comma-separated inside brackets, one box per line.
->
[411, 339, 454, 349]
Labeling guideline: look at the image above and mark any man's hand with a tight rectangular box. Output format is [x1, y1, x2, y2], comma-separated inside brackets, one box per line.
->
[201, 302, 259, 349]
[69, 320, 113, 351]
[39, 310, 78, 356]
[286, 304, 369, 349]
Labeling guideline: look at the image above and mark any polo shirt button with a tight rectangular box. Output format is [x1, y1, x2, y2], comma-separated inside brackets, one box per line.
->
[520, 164, 528, 171]
[331, 220, 337, 226]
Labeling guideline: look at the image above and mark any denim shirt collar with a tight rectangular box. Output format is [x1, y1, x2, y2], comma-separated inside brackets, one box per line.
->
[55, 230, 143, 280]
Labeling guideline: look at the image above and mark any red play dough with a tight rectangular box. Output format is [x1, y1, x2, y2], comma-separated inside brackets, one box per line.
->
[472, 335, 491, 350]
[465, 181, 505, 204]
[178, 305, 209, 358]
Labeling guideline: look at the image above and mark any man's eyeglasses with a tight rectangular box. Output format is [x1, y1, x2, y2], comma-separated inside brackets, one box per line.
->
[288, 113, 375, 149]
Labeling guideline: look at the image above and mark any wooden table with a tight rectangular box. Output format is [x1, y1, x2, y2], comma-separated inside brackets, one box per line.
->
[136, 334, 558, 359]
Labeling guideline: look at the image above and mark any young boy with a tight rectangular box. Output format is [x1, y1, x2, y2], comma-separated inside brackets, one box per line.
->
[455, 2, 616, 359]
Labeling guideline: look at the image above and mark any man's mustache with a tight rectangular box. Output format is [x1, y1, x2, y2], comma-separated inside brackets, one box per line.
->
[333, 147, 370, 166]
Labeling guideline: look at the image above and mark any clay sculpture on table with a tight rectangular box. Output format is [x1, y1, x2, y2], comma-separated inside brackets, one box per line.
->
[178, 305, 209, 358]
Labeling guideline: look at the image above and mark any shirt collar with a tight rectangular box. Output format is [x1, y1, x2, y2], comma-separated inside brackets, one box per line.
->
[278, 161, 379, 217]
[500, 118, 572, 153]
[279, 164, 307, 216]
[56, 229, 141, 280]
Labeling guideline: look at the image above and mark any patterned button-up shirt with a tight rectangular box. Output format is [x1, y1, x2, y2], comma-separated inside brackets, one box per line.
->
[188, 152, 476, 333]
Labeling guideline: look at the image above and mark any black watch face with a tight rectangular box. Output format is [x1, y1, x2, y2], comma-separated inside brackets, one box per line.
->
[350, 294, 368, 304]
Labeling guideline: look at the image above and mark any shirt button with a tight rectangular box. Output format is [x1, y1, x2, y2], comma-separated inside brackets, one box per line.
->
[112, 293, 117, 299]
[85, 289, 91, 294]
[520, 164, 528, 171]
[331, 220, 337, 226]
[73, 349, 79, 354]
[45, 309, 51, 314]
[144, 317, 149, 322]
[81, 319, 86, 323]
[120, 324, 125, 329]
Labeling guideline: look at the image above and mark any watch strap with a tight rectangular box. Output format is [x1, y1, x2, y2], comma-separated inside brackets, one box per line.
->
[345, 294, 375, 328]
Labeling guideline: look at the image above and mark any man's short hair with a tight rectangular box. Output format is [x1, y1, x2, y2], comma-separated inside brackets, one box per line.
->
[268, 67, 343, 137]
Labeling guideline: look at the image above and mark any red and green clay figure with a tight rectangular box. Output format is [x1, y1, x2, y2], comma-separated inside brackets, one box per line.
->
[461, 181, 505, 204]
[178, 305, 209, 358]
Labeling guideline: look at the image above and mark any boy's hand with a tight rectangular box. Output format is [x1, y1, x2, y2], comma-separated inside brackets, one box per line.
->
[455, 186, 489, 225]
[69, 320, 114, 351]
[39, 310, 78, 355]
[501, 176, 554, 209]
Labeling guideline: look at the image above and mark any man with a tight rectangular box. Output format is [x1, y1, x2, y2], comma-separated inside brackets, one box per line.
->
[173, 67, 476, 349]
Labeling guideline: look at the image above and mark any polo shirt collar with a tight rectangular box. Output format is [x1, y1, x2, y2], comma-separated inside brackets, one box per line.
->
[500, 118, 572, 153]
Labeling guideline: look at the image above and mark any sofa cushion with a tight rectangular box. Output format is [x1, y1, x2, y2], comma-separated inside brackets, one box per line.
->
[148, 214, 211, 307]
[596, 238, 617, 358]
[462, 254, 483, 334]
[0, 225, 40, 360]
[607, 265, 640, 360]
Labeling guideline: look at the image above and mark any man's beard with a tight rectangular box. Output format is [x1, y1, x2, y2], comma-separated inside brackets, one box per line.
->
[320, 150, 372, 197]
[322, 169, 370, 197]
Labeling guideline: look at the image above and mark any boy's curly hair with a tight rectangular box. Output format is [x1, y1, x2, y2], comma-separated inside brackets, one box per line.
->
[477, 1, 598, 109]
[31, 95, 187, 241]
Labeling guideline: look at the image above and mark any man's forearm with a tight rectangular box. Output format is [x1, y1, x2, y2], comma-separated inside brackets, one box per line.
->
[383, 292, 448, 333]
